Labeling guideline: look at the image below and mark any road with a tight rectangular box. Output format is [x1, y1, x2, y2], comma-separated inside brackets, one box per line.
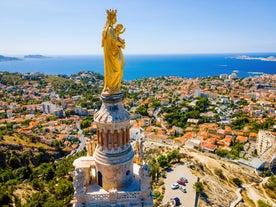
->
[162, 163, 197, 207]
[75, 120, 86, 153]
[229, 188, 242, 207]
[153, 107, 161, 123]
[67, 120, 86, 157]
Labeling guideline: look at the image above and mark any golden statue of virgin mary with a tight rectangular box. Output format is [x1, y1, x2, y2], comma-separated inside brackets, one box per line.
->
[102, 10, 125, 94]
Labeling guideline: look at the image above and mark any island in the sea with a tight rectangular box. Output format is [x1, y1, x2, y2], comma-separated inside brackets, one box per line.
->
[24, 54, 49, 59]
[0, 55, 21, 62]
[234, 55, 276, 61]
[0, 54, 50, 62]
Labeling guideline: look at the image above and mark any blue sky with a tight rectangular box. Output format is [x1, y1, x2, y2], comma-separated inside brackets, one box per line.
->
[1, 0, 276, 55]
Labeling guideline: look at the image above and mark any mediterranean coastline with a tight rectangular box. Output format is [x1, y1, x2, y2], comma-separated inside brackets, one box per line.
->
[0, 54, 275, 80]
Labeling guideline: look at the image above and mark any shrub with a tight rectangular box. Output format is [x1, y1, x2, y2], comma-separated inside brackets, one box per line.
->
[161, 171, 166, 178]
[0, 169, 15, 183]
[152, 189, 161, 198]
[264, 175, 276, 199]
[157, 180, 164, 186]
[257, 200, 272, 207]
[31, 179, 44, 191]
[158, 194, 164, 202]
[8, 156, 21, 169]
[157, 155, 168, 168]
[198, 163, 204, 171]
[265, 175, 276, 191]
[43, 166, 55, 182]
[80, 119, 92, 129]
[194, 181, 204, 194]
[215, 148, 228, 157]
[55, 179, 73, 200]
[5, 178, 18, 185]
[0, 192, 12, 206]
[214, 168, 226, 180]
[232, 177, 242, 187]
[16, 166, 32, 180]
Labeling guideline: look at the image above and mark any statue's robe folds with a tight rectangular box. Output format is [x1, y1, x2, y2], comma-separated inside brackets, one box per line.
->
[102, 26, 124, 94]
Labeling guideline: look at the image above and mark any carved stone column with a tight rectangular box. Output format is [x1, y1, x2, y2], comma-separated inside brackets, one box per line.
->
[117, 131, 121, 147]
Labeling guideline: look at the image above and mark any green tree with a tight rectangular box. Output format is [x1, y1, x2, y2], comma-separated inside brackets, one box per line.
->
[0, 169, 15, 182]
[232, 177, 242, 187]
[46, 115, 58, 121]
[150, 98, 161, 108]
[215, 148, 228, 157]
[55, 179, 73, 200]
[230, 117, 250, 130]
[80, 120, 92, 129]
[265, 175, 276, 191]
[214, 168, 226, 180]
[23, 192, 50, 207]
[83, 129, 89, 136]
[21, 119, 31, 127]
[8, 156, 21, 169]
[152, 189, 161, 198]
[238, 98, 248, 106]
[52, 139, 60, 148]
[16, 166, 32, 180]
[65, 109, 75, 117]
[43, 166, 55, 182]
[194, 97, 209, 112]
[264, 175, 276, 199]
[194, 181, 204, 194]
[135, 104, 149, 116]
[228, 142, 245, 159]
[0, 192, 12, 206]
[148, 158, 160, 182]
[31, 178, 44, 191]
[43, 200, 64, 207]
[157, 155, 169, 168]
[167, 149, 181, 163]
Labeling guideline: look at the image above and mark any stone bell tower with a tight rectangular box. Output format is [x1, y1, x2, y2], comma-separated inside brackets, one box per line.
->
[93, 93, 134, 190]
[71, 10, 153, 207]
[72, 92, 153, 207]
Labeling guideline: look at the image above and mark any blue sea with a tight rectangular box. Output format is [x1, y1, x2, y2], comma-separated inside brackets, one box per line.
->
[0, 54, 275, 81]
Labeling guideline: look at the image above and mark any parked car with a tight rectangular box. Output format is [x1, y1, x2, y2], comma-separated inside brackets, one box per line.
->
[171, 183, 179, 189]
[174, 197, 181, 206]
[177, 180, 186, 186]
[179, 177, 188, 183]
[179, 186, 187, 193]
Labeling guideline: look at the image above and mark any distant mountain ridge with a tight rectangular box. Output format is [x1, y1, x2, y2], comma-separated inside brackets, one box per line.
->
[0, 55, 21, 62]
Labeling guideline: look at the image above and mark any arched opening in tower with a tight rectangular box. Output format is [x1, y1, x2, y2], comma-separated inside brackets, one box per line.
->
[98, 171, 102, 187]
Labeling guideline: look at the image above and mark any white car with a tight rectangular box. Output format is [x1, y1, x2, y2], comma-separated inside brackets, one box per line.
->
[179, 186, 187, 193]
[171, 183, 179, 190]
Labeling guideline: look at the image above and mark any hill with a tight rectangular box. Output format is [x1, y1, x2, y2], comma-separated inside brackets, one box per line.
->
[0, 55, 21, 62]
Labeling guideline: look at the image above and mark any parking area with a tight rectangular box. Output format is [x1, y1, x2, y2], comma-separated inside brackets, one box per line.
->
[162, 163, 197, 207]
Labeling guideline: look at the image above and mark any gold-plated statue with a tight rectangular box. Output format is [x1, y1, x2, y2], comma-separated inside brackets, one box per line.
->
[102, 9, 125, 94]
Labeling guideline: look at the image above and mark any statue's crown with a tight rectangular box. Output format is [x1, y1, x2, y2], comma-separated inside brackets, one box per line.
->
[106, 9, 117, 16]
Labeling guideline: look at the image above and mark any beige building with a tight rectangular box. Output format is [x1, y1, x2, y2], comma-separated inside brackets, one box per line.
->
[256, 130, 276, 173]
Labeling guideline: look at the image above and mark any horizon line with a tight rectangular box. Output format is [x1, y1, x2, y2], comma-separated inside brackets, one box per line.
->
[2, 51, 276, 57]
